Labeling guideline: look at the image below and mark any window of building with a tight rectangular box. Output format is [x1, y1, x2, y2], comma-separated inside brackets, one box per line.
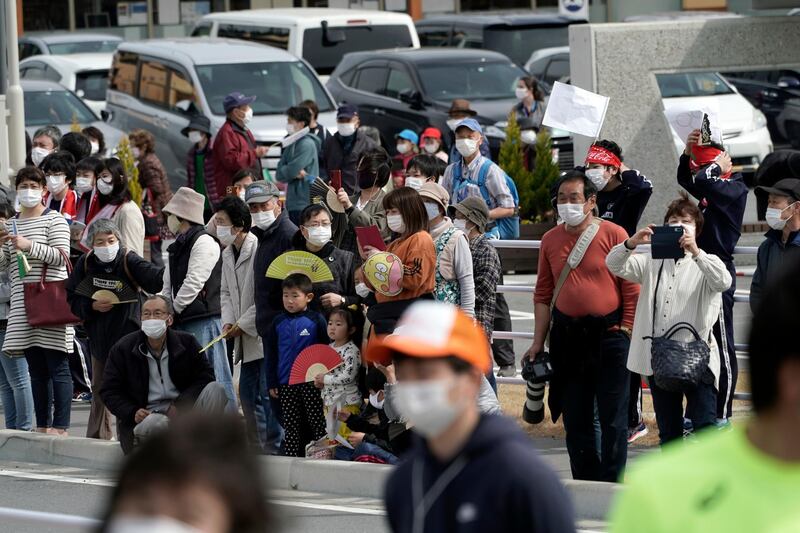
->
[109, 51, 138, 96]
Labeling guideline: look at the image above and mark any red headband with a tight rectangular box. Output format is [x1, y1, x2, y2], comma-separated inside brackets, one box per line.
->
[585, 145, 621, 168]
[690, 145, 731, 180]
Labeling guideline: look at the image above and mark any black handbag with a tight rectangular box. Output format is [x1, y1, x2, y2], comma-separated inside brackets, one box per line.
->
[141, 188, 160, 240]
[643, 262, 711, 392]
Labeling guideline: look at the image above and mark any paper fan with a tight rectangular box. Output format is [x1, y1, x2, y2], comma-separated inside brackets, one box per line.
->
[266, 251, 334, 282]
[326, 188, 345, 213]
[92, 289, 121, 303]
[75, 275, 138, 302]
[310, 177, 345, 213]
[288, 344, 342, 385]
[363, 252, 404, 296]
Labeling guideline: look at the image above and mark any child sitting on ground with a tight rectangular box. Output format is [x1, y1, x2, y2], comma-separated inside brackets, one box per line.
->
[266, 273, 329, 457]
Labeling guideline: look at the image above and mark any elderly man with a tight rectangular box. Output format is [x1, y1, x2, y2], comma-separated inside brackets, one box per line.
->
[322, 104, 377, 195]
[212, 91, 268, 183]
[445, 99, 491, 164]
[101, 295, 228, 453]
[31, 125, 62, 167]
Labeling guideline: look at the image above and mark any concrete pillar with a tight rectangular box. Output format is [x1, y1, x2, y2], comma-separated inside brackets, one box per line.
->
[68, 0, 76, 31]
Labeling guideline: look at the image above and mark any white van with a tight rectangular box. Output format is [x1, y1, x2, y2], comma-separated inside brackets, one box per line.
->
[190, 8, 420, 78]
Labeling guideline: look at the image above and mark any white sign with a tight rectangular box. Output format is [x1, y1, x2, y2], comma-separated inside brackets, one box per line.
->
[542, 81, 610, 139]
[663, 101, 723, 145]
[559, 0, 589, 20]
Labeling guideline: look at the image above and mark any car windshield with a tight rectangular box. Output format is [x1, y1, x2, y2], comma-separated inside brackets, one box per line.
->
[75, 70, 109, 101]
[418, 61, 526, 101]
[47, 41, 120, 55]
[484, 26, 570, 66]
[24, 89, 97, 126]
[303, 25, 413, 75]
[196, 61, 335, 116]
[656, 72, 734, 98]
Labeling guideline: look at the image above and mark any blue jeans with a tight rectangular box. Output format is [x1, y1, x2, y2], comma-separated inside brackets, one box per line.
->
[334, 441, 399, 465]
[176, 317, 236, 411]
[240, 359, 283, 453]
[0, 349, 34, 431]
[24, 347, 72, 430]
[649, 376, 717, 445]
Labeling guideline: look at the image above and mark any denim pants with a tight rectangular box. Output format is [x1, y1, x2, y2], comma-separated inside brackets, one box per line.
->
[24, 347, 73, 430]
[240, 359, 283, 453]
[649, 376, 717, 445]
[0, 349, 34, 431]
[176, 317, 236, 411]
[334, 441, 399, 464]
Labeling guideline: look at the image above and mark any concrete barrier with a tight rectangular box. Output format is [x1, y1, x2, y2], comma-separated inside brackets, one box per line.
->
[0, 430, 124, 471]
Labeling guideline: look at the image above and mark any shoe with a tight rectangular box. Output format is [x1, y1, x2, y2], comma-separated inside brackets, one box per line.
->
[715, 418, 732, 431]
[627, 422, 648, 444]
[497, 365, 517, 378]
[72, 392, 92, 403]
[683, 417, 694, 437]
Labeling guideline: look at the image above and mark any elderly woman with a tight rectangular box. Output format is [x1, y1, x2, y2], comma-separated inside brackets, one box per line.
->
[606, 193, 732, 445]
[66, 219, 164, 439]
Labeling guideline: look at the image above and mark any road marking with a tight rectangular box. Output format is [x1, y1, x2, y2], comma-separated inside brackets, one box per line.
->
[0, 469, 114, 487]
[270, 499, 385, 515]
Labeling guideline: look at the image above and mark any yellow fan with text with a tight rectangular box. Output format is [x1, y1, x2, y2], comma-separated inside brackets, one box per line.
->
[266, 251, 334, 283]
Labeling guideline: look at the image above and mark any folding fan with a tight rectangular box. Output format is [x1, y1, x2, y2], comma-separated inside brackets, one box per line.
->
[266, 251, 334, 282]
[75, 275, 138, 303]
[288, 344, 342, 385]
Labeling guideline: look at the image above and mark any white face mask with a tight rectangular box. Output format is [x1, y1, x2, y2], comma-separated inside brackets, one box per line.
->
[455, 138, 478, 158]
[423, 141, 439, 154]
[31, 147, 51, 166]
[515, 87, 529, 101]
[90, 141, 100, 155]
[387, 214, 405, 233]
[405, 177, 424, 190]
[393, 379, 463, 438]
[46, 174, 67, 195]
[243, 108, 254, 124]
[585, 168, 608, 192]
[369, 392, 385, 410]
[520, 130, 537, 145]
[396, 143, 410, 155]
[337, 122, 356, 137]
[94, 242, 119, 263]
[188, 131, 203, 144]
[141, 319, 168, 339]
[454, 218, 469, 232]
[557, 202, 589, 227]
[766, 204, 794, 230]
[167, 214, 182, 235]
[17, 188, 43, 208]
[251, 209, 276, 230]
[446, 119, 461, 132]
[286, 123, 296, 135]
[97, 178, 114, 196]
[424, 202, 440, 221]
[305, 225, 332, 247]
[106, 516, 201, 533]
[131, 147, 141, 159]
[76, 177, 94, 195]
[215, 225, 237, 246]
[355, 282, 371, 298]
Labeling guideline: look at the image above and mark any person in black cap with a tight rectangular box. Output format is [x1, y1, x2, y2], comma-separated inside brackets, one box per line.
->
[322, 104, 377, 195]
[212, 91, 268, 184]
[183, 115, 219, 222]
[751, 178, 800, 312]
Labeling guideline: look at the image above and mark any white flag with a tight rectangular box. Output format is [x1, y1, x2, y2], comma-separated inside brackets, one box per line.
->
[663, 101, 723, 145]
[542, 82, 610, 138]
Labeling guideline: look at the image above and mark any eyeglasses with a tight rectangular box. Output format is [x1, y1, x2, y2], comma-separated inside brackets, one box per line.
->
[304, 222, 332, 229]
[142, 310, 170, 319]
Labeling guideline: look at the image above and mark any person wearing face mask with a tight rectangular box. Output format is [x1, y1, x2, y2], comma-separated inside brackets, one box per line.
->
[419, 127, 448, 163]
[322, 104, 377, 195]
[216, 196, 283, 454]
[299, 99, 330, 168]
[678, 129, 747, 426]
[160, 188, 236, 411]
[31, 125, 62, 167]
[419, 182, 474, 316]
[40, 151, 80, 220]
[391, 129, 420, 189]
[82, 126, 106, 158]
[511, 76, 546, 128]
[607, 194, 732, 445]
[445, 99, 492, 166]
[100, 296, 229, 453]
[75, 157, 101, 219]
[276, 106, 321, 225]
[212, 92, 268, 184]
[370, 301, 575, 533]
[404, 154, 442, 191]
[524, 172, 639, 482]
[183, 115, 220, 223]
[750, 179, 800, 312]
[517, 117, 540, 171]
[66, 219, 164, 441]
[59, 132, 92, 165]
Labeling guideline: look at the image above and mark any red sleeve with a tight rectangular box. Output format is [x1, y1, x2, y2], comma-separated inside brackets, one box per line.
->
[534, 233, 554, 306]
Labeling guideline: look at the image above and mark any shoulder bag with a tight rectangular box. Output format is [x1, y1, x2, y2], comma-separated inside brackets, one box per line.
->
[25, 248, 81, 327]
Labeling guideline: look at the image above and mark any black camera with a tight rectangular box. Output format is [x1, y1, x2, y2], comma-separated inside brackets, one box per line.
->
[521, 352, 553, 425]
[521, 352, 554, 384]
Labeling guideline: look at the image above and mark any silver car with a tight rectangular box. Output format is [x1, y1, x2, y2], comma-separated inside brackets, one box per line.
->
[19, 33, 122, 60]
[105, 37, 338, 188]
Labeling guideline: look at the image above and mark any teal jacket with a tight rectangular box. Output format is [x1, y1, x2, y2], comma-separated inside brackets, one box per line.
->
[276, 132, 321, 212]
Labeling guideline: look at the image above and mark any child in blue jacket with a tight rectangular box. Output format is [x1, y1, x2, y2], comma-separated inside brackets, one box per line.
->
[266, 273, 329, 456]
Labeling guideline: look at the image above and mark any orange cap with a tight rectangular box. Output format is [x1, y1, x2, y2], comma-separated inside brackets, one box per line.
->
[366, 301, 491, 373]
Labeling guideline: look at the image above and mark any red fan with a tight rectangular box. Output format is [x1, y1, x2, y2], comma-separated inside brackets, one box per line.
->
[288, 344, 342, 385]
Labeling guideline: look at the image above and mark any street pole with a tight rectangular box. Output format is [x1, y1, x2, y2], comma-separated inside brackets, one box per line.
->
[5, 0, 26, 176]
[68, 0, 76, 31]
[146, 0, 154, 38]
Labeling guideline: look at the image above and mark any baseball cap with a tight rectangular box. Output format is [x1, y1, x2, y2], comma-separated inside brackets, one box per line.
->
[395, 129, 419, 144]
[450, 196, 490, 234]
[223, 91, 256, 113]
[420, 127, 443, 142]
[366, 301, 491, 373]
[418, 182, 450, 213]
[455, 118, 483, 135]
[755, 178, 800, 202]
[245, 180, 279, 204]
[337, 104, 358, 120]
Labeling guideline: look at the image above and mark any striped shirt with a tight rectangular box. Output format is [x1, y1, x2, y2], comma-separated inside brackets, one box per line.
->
[0, 210, 74, 355]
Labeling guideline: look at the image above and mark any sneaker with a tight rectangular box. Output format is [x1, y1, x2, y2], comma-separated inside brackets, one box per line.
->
[627, 422, 648, 444]
[72, 392, 92, 403]
[497, 365, 517, 378]
[683, 417, 694, 437]
[715, 418, 732, 431]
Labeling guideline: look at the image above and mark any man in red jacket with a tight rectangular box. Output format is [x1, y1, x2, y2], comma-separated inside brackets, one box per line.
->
[212, 92, 268, 184]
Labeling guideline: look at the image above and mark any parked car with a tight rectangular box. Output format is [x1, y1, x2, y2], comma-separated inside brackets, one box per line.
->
[105, 38, 337, 188]
[415, 14, 583, 68]
[326, 47, 574, 169]
[657, 71, 773, 176]
[19, 53, 112, 116]
[22, 79, 124, 154]
[524, 46, 569, 87]
[19, 33, 122, 60]
[190, 8, 419, 78]
[776, 98, 800, 149]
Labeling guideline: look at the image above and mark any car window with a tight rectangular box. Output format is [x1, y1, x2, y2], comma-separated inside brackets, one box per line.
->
[417, 26, 451, 47]
[217, 24, 290, 50]
[20, 62, 47, 80]
[76, 70, 109, 101]
[24, 89, 97, 126]
[418, 61, 525, 101]
[109, 51, 138, 96]
[47, 40, 120, 55]
[338, 68, 357, 87]
[353, 66, 389, 95]
[19, 43, 41, 60]
[452, 30, 483, 49]
[191, 21, 212, 37]
[385, 67, 415, 99]
[656, 72, 734, 98]
[484, 26, 571, 67]
[544, 58, 569, 84]
[168, 68, 196, 111]
[139, 59, 169, 107]
[302, 25, 413, 76]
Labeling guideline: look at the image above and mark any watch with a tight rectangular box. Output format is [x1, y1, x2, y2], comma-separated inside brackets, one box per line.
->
[340, 296, 346, 306]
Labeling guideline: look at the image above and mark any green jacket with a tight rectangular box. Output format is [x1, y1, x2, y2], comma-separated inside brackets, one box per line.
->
[276, 132, 321, 212]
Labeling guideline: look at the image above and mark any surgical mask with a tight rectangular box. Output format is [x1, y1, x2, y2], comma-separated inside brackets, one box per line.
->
[167, 214, 182, 235]
[557, 202, 589, 227]
[243, 108, 253, 124]
[387, 214, 405, 233]
[520, 130, 537, 145]
[423, 141, 439, 154]
[355, 282, 371, 298]
[76, 177, 94, 195]
[405, 177, 424, 190]
[46, 175, 67, 195]
[424, 202, 440, 220]
[396, 143, 410, 155]
[446, 119, 460, 132]
[337, 122, 356, 137]
[90, 141, 100, 155]
[454, 218, 469, 232]
[455, 138, 478, 158]
[17, 188, 43, 208]
[305, 225, 332, 247]
[31, 147, 51, 166]
[369, 392, 385, 410]
[106, 516, 202, 533]
[585, 168, 608, 191]
[393, 379, 462, 438]
[286, 123, 296, 135]
[215, 225, 237, 246]
[141, 319, 168, 339]
[94, 242, 119, 263]
[515, 87, 529, 101]
[131, 147, 141, 159]
[188, 131, 203, 144]
[251, 209, 276, 230]
[97, 178, 114, 196]
[766, 205, 794, 230]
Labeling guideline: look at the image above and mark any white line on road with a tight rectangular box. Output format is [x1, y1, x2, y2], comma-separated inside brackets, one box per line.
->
[270, 499, 385, 515]
[0, 469, 114, 487]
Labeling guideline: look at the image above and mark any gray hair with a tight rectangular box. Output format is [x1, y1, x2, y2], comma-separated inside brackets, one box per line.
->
[144, 294, 173, 315]
[86, 218, 122, 245]
[33, 125, 62, 149]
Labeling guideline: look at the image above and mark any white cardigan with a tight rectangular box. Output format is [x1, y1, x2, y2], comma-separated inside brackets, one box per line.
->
[606, 244, 732, 387]
[220, 232, 262, 364]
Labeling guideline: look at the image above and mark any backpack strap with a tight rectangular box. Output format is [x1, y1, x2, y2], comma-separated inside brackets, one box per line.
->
[122, 249, 141, 292]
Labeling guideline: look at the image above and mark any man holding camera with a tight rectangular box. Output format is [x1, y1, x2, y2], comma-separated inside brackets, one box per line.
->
[524, 171, 639, 482]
